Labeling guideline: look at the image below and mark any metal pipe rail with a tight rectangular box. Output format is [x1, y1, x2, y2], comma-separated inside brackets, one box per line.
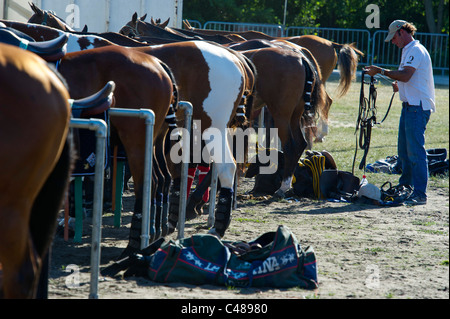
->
[69, 118, 107, 300]
[108, 108, 155, 250]
[176, 101, 193, 239]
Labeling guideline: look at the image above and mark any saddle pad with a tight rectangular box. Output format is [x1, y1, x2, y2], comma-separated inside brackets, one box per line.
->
[72, 111, 110, 175]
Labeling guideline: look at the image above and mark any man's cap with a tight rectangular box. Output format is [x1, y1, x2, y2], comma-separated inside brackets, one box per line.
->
[385, 20, 407, 42]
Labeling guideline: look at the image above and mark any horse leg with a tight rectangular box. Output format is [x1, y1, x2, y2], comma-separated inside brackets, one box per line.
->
[30, 138, 72, 298]
[113, 118, 148, 257]
[167, 174, 181, 235]
[271, 116, 300, 198]
[0, 137, 72, 298]
[314, 91, 333, 143]
[204, 128, 236, 238]
[152, 148, 167, 241]
[0, 231, 39, 298]
[159, 130, 174, 237]
[208, 162, 235, 238]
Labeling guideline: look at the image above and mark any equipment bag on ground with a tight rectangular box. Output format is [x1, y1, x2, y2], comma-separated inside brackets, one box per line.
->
[103, 225, 318, 289]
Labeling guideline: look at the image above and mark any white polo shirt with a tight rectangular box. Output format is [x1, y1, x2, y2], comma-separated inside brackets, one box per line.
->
[397, 40, 436, 112]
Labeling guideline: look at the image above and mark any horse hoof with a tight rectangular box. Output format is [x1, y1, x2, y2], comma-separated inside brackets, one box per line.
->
[167, 226, 175, 235]
[195, 200, 207, 216]
[273, 189, 286, 199]
[207, 228, 222, 239]
[185, 200, 199, 221]
[117, 245, 138, 260]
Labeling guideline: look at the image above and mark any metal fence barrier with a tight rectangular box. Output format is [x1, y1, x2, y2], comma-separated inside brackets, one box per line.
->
[189, 20, 449, 74]
[286, 27, 371, 66]
[203, 21, 284, 37]
[372, 30, 449, 74]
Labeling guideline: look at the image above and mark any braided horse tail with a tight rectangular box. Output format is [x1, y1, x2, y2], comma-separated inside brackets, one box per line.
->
[300, 48, 329, 149]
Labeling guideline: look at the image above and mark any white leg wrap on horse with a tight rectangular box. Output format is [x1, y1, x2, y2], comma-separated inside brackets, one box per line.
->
[279, 177, 293, 192]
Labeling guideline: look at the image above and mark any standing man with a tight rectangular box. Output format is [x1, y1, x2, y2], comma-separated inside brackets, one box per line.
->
[365, 20, 436, 205]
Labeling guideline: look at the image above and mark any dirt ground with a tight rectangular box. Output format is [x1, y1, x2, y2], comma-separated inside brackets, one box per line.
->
[47, 174, 449, 301]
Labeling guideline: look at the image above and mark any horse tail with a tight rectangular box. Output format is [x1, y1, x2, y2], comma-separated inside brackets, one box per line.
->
[301, 51, 328, 148]
[236, 55, 257, 173]
[158, 59, 179, 111]
[333, 42, 363, 97]
[229, 53, 257, 130]
[240, 54, 257, 128]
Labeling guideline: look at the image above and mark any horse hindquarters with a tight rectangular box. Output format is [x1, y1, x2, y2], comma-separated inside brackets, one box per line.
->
[31, 137, 73, 298]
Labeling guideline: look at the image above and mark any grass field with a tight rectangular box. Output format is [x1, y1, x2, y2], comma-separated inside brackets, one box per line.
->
[317, 73, 449, 190]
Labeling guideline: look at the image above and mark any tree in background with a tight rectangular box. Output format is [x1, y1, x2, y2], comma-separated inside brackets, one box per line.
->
[183, 0, 448, 34]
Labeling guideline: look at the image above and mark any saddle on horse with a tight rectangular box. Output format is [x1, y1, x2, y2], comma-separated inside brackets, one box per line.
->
[0, 27, 68, 61]
[70, 81, 116, 118]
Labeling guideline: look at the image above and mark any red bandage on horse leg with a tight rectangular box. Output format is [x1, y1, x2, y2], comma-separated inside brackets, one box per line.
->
[198, 165, 210, 202]
[187, 167, 197, 199]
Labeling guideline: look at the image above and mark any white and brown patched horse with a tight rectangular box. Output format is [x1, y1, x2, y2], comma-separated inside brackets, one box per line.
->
[0, 43, 72, 298]
[119, 16, 255, 238]
[135, 42, 254, 239]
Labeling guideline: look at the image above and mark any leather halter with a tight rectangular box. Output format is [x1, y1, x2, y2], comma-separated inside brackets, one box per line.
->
[121, 22, 141, 37]
[42, 11, 49, 26]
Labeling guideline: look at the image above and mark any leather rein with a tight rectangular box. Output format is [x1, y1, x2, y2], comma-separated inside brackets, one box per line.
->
[352, 70, 396, 174]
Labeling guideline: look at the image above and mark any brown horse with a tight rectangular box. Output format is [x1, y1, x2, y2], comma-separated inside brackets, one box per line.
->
[56, 45, 176, 255]
[181, 21, 363, 142]
[239, 45, 329, 197]
[0, 44, 72, 298]
[28, 2, 74, 31]
[27, 4, 149, 47]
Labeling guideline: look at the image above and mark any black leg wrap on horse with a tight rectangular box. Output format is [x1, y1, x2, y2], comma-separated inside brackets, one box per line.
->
[149, 199, 156, 242]
[186, 191, 203, 220]
[155, 193, 163, 240]
[167, 178, 180, 234]
[212, 188, 233, 238]
[129, 213, 142, 249]
[118, 212, 142, 259]
[161, 194, 169, 237]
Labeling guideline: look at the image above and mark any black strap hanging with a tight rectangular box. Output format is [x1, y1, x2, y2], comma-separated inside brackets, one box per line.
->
[352, 71, 397, 175]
